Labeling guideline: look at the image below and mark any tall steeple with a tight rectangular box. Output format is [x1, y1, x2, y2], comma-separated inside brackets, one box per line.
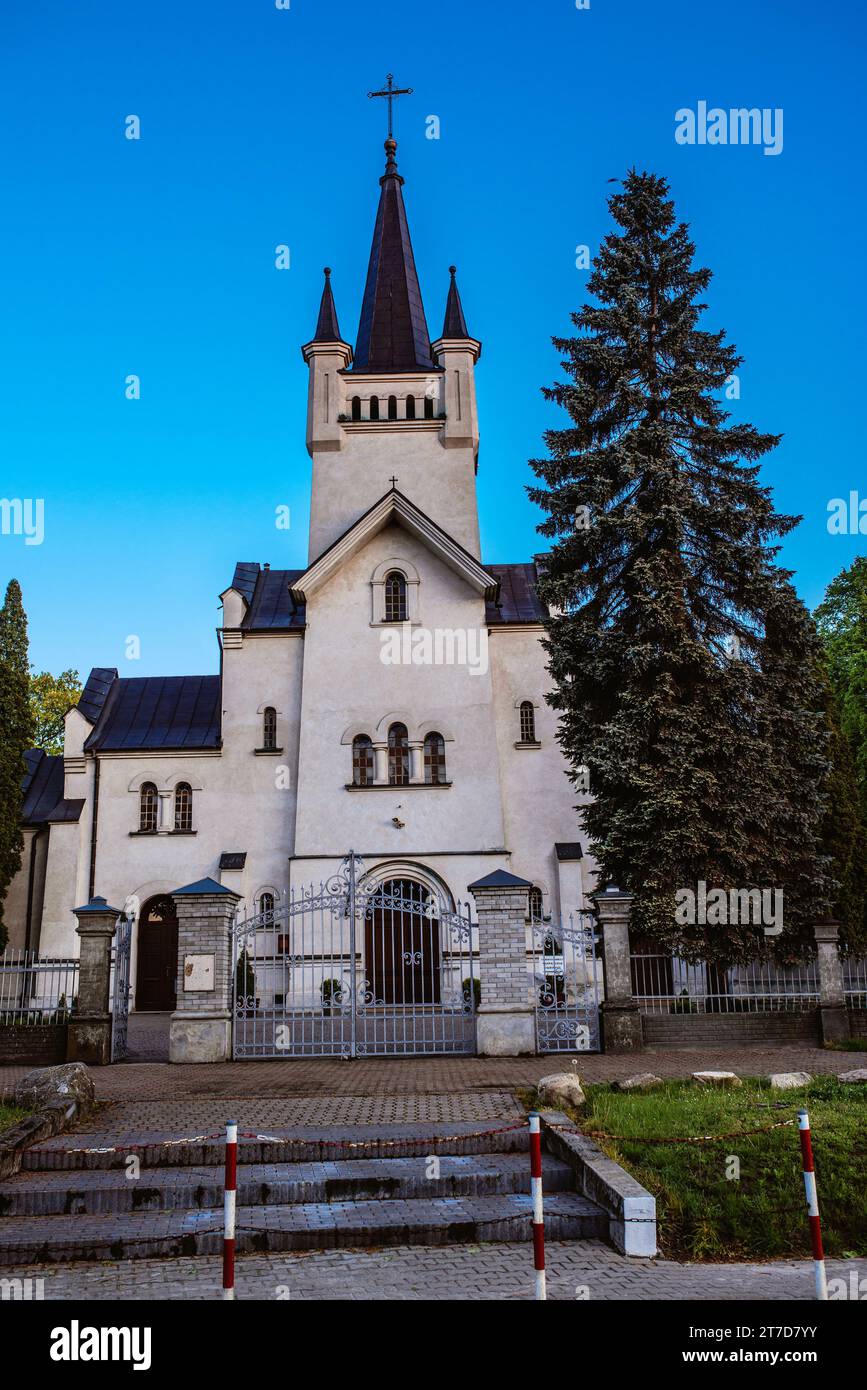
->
[352, 138, 434, 373]
[442, 265, 470, 338]
[312, 267, 342, 343]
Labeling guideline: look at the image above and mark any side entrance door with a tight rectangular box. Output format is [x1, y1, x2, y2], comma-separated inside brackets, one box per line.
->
[135, 895, 179, 1010]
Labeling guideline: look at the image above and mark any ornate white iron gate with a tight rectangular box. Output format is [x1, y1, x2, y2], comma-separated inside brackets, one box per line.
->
[110, 914, 133, 1062]
[232, 853, 479, 1058]
[530, 912, 601, 1052]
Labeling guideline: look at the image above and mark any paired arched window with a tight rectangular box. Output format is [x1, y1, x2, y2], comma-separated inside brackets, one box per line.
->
[388, 722, 409, 785]
[259, 891, 275, 925]
[405, 395, 416, 420]
[174, 782, 193, 832]
[139, 782, 158, 833]
[528, 886, 544, 922]
[424, 732, 447, 784]
[352, 734, 374, 787]
[384, 571, 408, 623]
[519, 701, 537, 743]
[351, 395, 362, 421]
[387, 395, 398, 420]
[262, 707, 277, 750]
[369, 395, 380, 421]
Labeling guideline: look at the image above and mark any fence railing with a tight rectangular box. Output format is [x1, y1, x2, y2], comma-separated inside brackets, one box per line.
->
[842, 956, 867, 1009]
[631, 954, 820, 1015]
[0, 949, 79, 1025]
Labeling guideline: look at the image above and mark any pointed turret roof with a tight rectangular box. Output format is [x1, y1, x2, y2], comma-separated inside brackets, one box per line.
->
[352, 139, 434, 373]
[313, 267, 343, 343]
[442, 265, 470, 338]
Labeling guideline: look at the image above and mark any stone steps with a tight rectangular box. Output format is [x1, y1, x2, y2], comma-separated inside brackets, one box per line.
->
[0, 1192, 607, 1263]
[0, 1152, 574, 1217]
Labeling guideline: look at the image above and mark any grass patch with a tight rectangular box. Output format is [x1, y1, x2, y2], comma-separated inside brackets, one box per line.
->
[825, 1038, 867, 1052]
[0, 1104, 27, 1134]
[567, 1076, 867, 1262]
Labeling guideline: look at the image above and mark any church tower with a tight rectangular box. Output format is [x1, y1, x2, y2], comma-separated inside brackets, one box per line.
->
[302, 135, 482, 561]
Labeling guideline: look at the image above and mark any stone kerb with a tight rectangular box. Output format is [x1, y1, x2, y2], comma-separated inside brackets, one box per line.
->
[169, 878, 240, 1064]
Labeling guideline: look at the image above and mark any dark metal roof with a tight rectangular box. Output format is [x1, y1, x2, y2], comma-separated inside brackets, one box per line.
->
[555, 842, 584, 861]
[313, 267, 343, 342]
[442, 266, 470, 338]
[219, 852, 247, 870]
[485, 563, 548, 625]
[47, 798, 85, 823]
[467, 869, 533, 891]
[84, 676, 221, 752]
[234, 566, 306, 630]
[352, 140, 434, 373]
[21, 749, 65, 826]
[78, 667, 118, 724]
[174, 877, 240, 897]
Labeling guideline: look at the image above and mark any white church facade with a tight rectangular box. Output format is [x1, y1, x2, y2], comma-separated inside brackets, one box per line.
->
[13, 134, 597, 1047]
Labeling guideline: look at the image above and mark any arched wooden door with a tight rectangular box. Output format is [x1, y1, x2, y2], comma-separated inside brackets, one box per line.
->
[135, 895, 178, 1010]
[365, 879, 441, 1006]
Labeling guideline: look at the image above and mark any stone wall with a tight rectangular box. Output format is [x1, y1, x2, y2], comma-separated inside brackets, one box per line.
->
[0, 1024, 68, 1066]
[848, 1008, 867, 1039]
[641, 1011, 819, 1048]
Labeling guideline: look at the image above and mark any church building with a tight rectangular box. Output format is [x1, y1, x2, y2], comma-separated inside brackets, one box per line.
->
[12, 132, 596, 1050]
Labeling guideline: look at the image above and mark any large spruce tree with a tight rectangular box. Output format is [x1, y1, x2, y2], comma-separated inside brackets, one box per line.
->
[530, 171, 830, 955]
[815, 556, 867, 819]
[0, 579, 34, 951]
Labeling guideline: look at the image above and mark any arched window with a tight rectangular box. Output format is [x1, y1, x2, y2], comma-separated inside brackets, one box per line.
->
[519, 701, 537, 743]
[423, 394, 434, 419]
[262, 706, 277, 750]
[352, 734, 374, 787]
[259, 891, 275, 926]
[384, 570, 408, 623]
[351, 395, 362, 421]
[405, 395, 416, 420]
[424, 732, 447, 784]
[387, 394, 398, 420]
[369, 395, 380, 421]
[139, 782, 158, 833]
[388, 722, 409, 785]
[528, 886, 544, 922]
[174, 782, 193, 832]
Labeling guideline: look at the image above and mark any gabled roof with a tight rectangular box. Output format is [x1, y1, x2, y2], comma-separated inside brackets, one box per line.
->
[351, 140, 434, 373]
[484, 563, 547, 624]
[291, 488, 498, 603]
[21, 749, 65, 826]
[84, 676, 221, 752]
[77, 667, 118, 724]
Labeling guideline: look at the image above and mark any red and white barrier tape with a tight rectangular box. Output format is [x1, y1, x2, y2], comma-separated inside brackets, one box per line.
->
[223, 1120, 237, 1301]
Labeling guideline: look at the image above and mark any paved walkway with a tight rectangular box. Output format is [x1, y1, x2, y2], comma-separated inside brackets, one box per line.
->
[8, 1242, 863, 1300]
[1, 1042, 855, 1105]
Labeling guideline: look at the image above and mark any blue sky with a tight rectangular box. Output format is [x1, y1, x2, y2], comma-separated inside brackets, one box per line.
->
[2, 0, 865, 679]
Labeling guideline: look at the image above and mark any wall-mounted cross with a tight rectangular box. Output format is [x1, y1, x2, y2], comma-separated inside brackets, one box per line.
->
[367, 73, 413, 139]
[389, 475, 399, 488]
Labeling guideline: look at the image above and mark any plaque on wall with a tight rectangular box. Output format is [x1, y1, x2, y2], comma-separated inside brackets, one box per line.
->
[183, 953, 215, 991]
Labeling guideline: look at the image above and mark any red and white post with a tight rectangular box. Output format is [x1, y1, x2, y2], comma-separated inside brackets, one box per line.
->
[528, 1112, 546, 1301]
[223, 1119, 238, 1300]
[798, 1109, 828, 1300]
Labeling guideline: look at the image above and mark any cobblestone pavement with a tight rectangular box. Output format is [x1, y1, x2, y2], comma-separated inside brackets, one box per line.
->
[6, 1242, 863, 1300]
[1, 1043, 856, 1104]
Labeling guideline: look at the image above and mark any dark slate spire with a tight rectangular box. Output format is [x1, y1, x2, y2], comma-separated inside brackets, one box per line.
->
[313, 267, 343, 343]
[352, 139, 434, 373]
[442, 265, 470, 338]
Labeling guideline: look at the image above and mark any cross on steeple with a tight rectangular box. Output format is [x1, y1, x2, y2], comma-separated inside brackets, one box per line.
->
[367, 73, 413, 139]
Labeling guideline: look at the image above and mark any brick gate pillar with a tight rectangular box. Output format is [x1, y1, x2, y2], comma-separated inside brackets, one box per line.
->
[169, 877, 240, 1064]
[68, 897, 122, 1066]
[593, 885, 644, 1053]
[814, 920, 850, 1045]
[469, 869, 535, 1056]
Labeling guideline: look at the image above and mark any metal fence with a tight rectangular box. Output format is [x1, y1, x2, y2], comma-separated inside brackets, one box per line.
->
[528, 914, 601, 1052]
[842, 955, 867, 1009]
[0, 949, 79, 1025]
[631, 954, 820, 1014]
